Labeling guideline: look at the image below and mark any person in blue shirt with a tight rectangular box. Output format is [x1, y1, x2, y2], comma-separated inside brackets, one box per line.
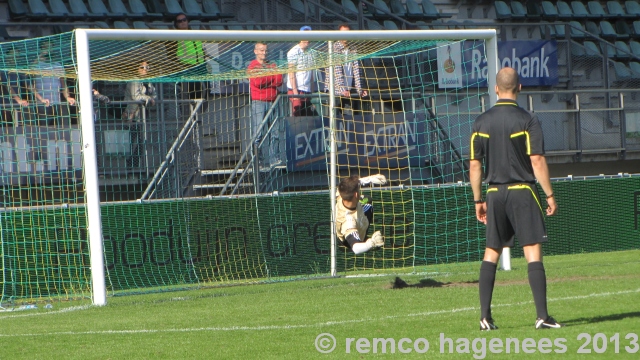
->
[31, 40, 75, 126]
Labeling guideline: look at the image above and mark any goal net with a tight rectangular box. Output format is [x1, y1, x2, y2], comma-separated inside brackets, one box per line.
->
[0, 29, 497, 305]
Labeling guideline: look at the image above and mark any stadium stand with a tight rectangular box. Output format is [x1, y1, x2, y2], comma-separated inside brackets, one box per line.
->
[570, 20, 586, 39]
[627, 0, 640, 16]
[585, 20, 601, 36]
[8, 0, 29, 20]
[183, 0, 219, 21]
[629, 61, 640, 76]
[389, 0, 406, 18]
[570, 1, 592, 19]
[557, 1, 576, 20]
[87, 0, 125, 19]
[288, 0, 314, 21]
[1, 0, 639, 168]
[494, 1, 511, 20]
[614, 40, 632, 59]
[612, 61, 632, 81]
[0, 25, 21, 41]
[341, 0, 360, 16]
[369, 0, 392, 19]
[14, 0, 51, 21]
[405, 0, 441, 20]
[586, 1, 610, 18]
[189, 19, 201, 29]
[555, 22, 567, 38]
[540, 1, 559, 20]
[207, 22, 226, 30]
[108, 0, 138, 20]
[202, 0, 234, 19]
[128, 0, 163, 20]
[510, 1, 527, 19]
[113, 20, 129, 28]
[539, 21, 556, 39]
[149, 20, 170, 29]
[601, 41, 618, 58]
[633, 20, 640, 37]
[600, 20, 621, 39]
[571, 41, 586, 57]
[68, 0, 107, 20]
[383, 19, 399, 30]
[415, 20, 430, 30]
[162, 0, 186, 17]
[607, 0, 635, 18]
[584, 40, 603, 56]
[423, 0, 448, 18]
[615, 20, 633, 38]
[133, 20, 149, 29]
[630, 39, 640, 56]
[49, 0, 76, 20]
[526, 1, 542, 19]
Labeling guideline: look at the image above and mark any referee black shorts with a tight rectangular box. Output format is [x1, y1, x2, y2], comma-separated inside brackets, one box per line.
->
[485, 183, 548, 249]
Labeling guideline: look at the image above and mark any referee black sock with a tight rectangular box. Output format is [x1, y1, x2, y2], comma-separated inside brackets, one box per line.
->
[528, 261, 549, 320]
[479, 261, 497, 320]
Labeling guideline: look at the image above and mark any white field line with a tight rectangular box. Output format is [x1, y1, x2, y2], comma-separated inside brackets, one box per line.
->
[0, 288, 638, 337]
[0, 305, 92, 318]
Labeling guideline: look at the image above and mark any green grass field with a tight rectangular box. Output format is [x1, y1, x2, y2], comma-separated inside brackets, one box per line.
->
[1, 250, 639, 359]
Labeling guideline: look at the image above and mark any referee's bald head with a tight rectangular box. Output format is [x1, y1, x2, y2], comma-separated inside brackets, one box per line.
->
[496, 67, 520, 95]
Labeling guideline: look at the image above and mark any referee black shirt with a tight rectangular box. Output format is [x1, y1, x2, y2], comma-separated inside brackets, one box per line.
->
[470, 99, 545, 185]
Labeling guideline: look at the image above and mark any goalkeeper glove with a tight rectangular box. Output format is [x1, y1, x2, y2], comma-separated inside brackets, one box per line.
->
[365, 231, 384, 249]
[359, 174, 387, 186]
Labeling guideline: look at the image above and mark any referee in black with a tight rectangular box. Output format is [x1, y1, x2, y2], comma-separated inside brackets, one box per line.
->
[470, 67, 563, 330]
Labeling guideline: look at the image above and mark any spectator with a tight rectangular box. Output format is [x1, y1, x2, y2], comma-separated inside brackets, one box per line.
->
[325, 23, 368, 116]
[0, 48, 30, 126]
[247, 42, 284, 168]
[174, 13, 208, 119]
[93, 88, 110, 104]
[123, 61, 156, 168]
[31, 40, 75, 126]
[92, 87, 110, 122]
[287, 26, 317, 116]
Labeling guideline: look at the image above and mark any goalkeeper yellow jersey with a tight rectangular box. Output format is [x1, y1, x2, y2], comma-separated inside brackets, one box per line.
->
[335, 196, 369, 244]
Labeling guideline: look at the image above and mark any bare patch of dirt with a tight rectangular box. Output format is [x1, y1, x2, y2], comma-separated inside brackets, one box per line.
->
[387, 274, 639, 290]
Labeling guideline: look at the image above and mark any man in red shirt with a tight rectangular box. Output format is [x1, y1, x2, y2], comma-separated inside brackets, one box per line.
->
[247, 42, 284, 168]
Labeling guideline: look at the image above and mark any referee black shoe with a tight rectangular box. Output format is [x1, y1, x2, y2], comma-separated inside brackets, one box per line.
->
[480, 318, 498, 331]
[535, 316, 565, 329]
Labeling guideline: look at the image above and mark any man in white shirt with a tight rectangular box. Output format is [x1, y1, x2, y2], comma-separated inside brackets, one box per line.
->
[287, 26, 317, 116]
[31, 40, 76, 126]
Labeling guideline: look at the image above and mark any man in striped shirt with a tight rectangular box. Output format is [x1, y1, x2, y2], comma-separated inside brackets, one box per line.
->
[325, 23, 368, 116]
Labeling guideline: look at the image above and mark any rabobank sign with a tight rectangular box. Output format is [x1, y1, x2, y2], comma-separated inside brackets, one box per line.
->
[462, 40, 558, 87]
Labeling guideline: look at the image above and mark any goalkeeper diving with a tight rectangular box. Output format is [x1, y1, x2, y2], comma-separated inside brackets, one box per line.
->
[335, 174, 387, 254]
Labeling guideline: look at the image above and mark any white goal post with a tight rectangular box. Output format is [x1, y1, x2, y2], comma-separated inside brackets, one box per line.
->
[74, 29, 499, 306]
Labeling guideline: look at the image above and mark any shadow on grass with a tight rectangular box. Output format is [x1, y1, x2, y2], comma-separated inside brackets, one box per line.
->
[390, 277, 478, 289]
[563, 311, 640, 326]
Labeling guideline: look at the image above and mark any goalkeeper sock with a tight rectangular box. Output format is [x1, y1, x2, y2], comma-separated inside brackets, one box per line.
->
[352, 242, 372, 255]
[479, 261, 497, 320]
[528, 261, 549, 320]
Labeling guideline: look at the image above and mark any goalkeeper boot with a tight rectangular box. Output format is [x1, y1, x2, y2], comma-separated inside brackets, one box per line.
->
[535, 316, 564, 329]
[480, 318, 498, 331]
[365, 231, 384, 249]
